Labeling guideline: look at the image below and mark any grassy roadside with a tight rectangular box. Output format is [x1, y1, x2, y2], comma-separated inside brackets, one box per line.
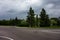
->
[0, 25, 60, 29]
[36, 26, 60, 29]
[42, 26, 60, 29]
[17, 26, 60, 29]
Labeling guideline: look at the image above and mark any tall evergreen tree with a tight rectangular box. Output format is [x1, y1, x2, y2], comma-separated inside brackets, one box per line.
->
[26, 7, 35, 27]
[40, 8, 50, 27]
[57, 17, 60, 26]
[14, 17, 18, 26]
[45, 15, 50, 26]
[36, 15, 39, 27]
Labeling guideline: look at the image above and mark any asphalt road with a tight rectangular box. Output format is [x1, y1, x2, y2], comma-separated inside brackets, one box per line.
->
[0, 26, 60, 40]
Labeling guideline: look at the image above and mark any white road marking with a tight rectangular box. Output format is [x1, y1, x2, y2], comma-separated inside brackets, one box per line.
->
[0, 36, 14, 40]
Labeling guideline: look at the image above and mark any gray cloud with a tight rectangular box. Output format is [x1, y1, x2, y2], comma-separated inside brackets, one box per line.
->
[0, 0, 60, 19]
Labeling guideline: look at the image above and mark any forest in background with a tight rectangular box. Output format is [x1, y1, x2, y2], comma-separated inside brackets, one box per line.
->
[0, 7, 60, 27]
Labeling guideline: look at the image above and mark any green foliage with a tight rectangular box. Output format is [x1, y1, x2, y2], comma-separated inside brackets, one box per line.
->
[40, 8, 50, 27]
[57, 17, 60, 26]
[50, 17, 60, 26]
[26, 7, 35, 27]
[50, 18, 58, 26]
[35, 15, 39, 27]
[18, 20, 28, 27]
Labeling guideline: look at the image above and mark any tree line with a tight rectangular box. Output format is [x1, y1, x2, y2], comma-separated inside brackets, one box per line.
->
[0, 7, 60, 27]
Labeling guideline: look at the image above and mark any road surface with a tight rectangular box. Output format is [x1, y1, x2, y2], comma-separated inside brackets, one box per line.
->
[0, 26, 60, 40]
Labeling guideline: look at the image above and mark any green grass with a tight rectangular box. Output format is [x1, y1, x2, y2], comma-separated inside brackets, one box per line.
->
[17, 26, 60, 29]
[39, 26, 60, 29]
[27, 26, 60, 29]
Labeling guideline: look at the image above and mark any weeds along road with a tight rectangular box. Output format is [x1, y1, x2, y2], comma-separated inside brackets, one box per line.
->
[0, 26, 60, 40]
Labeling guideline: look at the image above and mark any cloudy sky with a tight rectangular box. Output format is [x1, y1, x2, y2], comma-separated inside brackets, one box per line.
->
[0, 0, 60, 20]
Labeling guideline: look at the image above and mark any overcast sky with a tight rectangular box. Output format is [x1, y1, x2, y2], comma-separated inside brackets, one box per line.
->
[0, 0, 60, 20]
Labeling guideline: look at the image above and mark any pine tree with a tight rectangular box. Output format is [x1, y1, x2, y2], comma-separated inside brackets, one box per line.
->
[45, 15, 50, 26]
[40, 8, 50, 27]
[36, 15, 39, 27]
[57, 17, 60, 26]
[14, 17, 18, 26]
[26, 7, 35, 27]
